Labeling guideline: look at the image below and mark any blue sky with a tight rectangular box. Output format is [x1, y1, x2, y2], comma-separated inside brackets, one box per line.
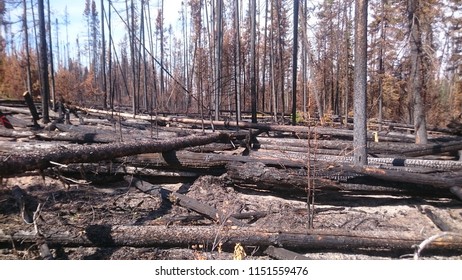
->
[6, 0, 184, 60]
[48, 0, 183, 43]
[43, 0, 184, 65]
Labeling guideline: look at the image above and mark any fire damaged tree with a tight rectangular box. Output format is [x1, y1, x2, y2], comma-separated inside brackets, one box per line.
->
[407, 0, 428, 144]
[250, 0, 257, 123]
[353, 0, 368, 166]
[38, 0, 50, 123]
[291, 0, 299, 125]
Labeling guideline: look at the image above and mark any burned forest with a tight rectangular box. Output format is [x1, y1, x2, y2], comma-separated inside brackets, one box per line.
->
[1, 0, 462, 260]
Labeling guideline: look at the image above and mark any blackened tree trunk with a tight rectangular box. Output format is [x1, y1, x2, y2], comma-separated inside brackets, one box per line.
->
[408, 0, 428, 144]
[234, 0, 242, 124]
[101, 0, 107, 109]
[377, 0, 387, 131]
[343, 0, 352, 126]
[291, 0, 299, 125]
[38, 0, 50, 123]
[0, 133, 229, 176]
[276, 0, 285, 120]
[353, 0, 368, 166]
[46, 0, 56, 111]
[129, 0, 137, 114]
[215, 0, 223, 121]
[250, 0, 257, 123]
[22, 0, 33, 96]
[108, 0, 113, 109]
[261, 0, 269, 113]
[159, 0, 165, 108]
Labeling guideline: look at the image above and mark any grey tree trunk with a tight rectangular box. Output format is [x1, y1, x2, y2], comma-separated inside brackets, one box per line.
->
[108, 0, 113, 109]
[159, 0, 165, 108]
[343, 1, 351, 126]
[101, 0, 107, 109]
[270, 9, 277, 122]
[301, 0, 308, 117]
[291, 0, 299, 125]
[261, 0, 269, 113]
[215, 0, 223, 121]
[377, 0, 386, 131]
[250, 0, 257, 123]
[234, 0, 242, 123]
[353, 0, 368, 166]
[22, 0, 33, 96]
[408, 0, 428, 144]
[46, 0, 56, 111]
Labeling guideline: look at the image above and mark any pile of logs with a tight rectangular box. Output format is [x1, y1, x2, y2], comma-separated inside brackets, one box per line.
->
[2, 104, 462, 197]
[1, 99, 462, 259]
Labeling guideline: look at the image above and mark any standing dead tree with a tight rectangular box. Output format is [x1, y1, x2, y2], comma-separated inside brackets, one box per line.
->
[38, 0, 50, 123]
[353, 0, 368, 166]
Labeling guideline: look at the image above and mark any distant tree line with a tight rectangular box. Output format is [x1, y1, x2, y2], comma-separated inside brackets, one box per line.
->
[0, 0, 461, 138]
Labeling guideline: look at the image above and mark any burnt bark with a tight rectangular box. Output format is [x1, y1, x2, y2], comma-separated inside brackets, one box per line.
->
[408, 0, 428, 144]
[1, 225, 461, 253]
[256, 136, 462, 157]
[37, 0, 50, 123]
[353, 0, 368, 166]
[79, 106, 429, 142]
[0, 133, 229, 176]
[22, 91, 40, 124]
[354, 165, 462, 189]
[226, 161, 460, 197]
[75, 107, 361, 139]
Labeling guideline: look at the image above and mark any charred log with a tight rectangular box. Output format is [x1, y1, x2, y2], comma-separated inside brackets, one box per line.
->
[0, 133, 229, 176]
[1, 225, 461, 254]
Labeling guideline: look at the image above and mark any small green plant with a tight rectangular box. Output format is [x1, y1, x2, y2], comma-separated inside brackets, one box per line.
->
[291, 111, 305, 123]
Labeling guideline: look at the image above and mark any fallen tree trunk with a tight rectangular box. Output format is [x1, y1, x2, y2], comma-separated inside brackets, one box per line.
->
[0, 105, 39, 116]
[36, 130, 117, 143]
[57, 163, 204, 178]
[0, 128, 35, 139]
[1, 225, 461, 254]
[226, 161, 338, 192]
[122, 150, 308, 169]
[256, 137, 462, 157]
[37, 124, 186, 143]
[55, 159, 448, 196]
[76, 106, 373, 140]
[354, 166, 462, 189]
[119, 151, 462, 192]
[399, 141, 462, 157]
[225, 161, 455, 195]
[0, 105, 59, 118]
[0, 132, 229, 176]
[372, 119, 460, 135]
[261, 151, 462, 170]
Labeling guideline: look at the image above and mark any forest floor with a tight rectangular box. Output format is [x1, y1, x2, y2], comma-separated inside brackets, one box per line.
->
[1, 102, 462, 260]
[1, 173, 461, 260]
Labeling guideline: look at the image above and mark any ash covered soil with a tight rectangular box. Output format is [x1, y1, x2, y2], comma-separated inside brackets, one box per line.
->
[1, 174, 462, 260]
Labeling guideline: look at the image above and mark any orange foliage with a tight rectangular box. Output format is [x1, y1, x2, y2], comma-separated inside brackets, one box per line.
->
[0, 50, 41, 99]
[0, 53, 28, 99]
[54, 68, 83, 104]
[54, 66, 103, 106]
